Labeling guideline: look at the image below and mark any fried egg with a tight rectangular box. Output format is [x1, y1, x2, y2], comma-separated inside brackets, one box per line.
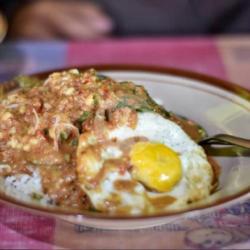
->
[76, 112, 213, 215]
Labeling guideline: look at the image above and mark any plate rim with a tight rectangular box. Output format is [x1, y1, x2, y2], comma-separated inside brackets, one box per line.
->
[0, 64, 249, 220]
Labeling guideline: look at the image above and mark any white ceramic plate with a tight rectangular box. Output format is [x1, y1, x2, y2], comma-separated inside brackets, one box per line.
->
[0, 66, 249, 229]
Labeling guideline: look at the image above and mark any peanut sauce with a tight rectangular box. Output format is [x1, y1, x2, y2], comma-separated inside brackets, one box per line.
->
[114, 180, 138, 192]
[149, 195, 176, 209]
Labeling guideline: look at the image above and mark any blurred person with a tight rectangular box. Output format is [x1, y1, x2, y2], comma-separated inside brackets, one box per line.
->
[0, 9, 7, 42]
[1, 0, 114, 40]
[1, 0, 250, 40]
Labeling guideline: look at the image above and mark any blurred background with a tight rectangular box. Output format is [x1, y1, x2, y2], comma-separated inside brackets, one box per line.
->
[1, 0, 250, 40]
[0, 0, 250, 88]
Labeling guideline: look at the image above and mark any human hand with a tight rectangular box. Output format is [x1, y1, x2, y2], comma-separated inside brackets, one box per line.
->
[0, 11, 7, 42]
[10, 0, 114, 40]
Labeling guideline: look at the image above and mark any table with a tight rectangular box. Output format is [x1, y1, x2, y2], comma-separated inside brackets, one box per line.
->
[0, 37, 249, 249]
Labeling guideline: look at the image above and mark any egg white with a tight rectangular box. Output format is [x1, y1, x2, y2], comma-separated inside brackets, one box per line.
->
[108, 112, 213, 204]
[76, 112, 213, 214]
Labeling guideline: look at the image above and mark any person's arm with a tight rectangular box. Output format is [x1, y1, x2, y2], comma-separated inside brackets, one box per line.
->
[7, 0, 114, 40]
[0, 11, 7, 42]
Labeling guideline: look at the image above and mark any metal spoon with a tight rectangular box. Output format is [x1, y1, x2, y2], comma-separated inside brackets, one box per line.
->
[199, 134, 250, 149]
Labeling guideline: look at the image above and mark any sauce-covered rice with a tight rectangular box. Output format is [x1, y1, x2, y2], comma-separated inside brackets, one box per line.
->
[0, 69, 208, 212]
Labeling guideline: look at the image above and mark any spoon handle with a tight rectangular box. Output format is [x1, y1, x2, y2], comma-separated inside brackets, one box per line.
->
[199, 134, 250, 149]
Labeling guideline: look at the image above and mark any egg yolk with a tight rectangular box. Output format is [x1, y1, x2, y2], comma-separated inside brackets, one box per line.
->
[130, 142, 182, 192]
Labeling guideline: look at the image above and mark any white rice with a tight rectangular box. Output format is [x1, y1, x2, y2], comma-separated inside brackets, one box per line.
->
[0, 166, 54, 206]
[0, 164, 11, 172]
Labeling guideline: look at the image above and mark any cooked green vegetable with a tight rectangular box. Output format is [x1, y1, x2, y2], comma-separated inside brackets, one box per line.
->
[60, 131, 69, 141]
[70, 138, 78, 146]
[31, 193, 43, 201]
[96, 74, 109, 81]
[115, 85, 170, 118]
[77, 111, 90, 124]
[15, 75, 42, 89]
[93, 95, 99, 106]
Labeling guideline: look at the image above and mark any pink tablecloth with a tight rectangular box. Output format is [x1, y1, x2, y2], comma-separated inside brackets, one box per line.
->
[0, 37, 249, 249]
